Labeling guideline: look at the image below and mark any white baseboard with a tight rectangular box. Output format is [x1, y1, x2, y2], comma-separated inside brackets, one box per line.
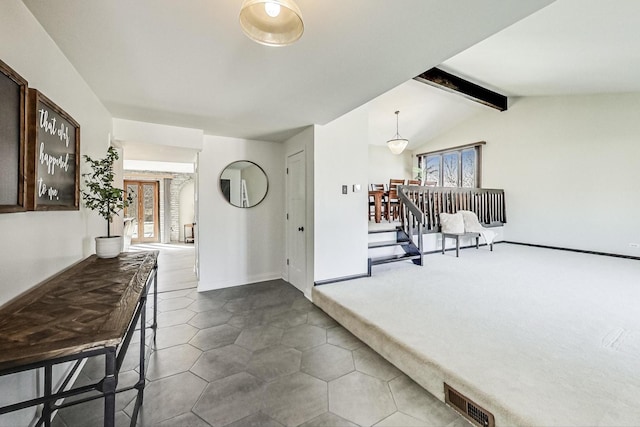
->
[197, 272, 283, 291]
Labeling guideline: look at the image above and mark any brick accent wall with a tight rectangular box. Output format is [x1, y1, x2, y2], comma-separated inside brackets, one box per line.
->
[170, 174, 195, 242]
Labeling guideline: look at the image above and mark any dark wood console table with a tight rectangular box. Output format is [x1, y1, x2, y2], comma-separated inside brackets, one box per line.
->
[0, 251, 158, 427]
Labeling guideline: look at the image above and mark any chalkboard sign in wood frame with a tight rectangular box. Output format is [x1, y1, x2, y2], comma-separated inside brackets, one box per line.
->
[0, 59, 28, 213]
[26, 89, 81, 211]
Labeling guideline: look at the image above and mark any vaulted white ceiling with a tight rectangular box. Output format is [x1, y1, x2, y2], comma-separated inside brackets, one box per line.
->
[367, 0, 640, 149]
[366, 80, 489, 150]
[22, 0, 553, 145]
[442, 0, 640, 97]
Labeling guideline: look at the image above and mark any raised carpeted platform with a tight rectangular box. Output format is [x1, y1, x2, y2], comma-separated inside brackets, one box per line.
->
[312, 244, 640, 426]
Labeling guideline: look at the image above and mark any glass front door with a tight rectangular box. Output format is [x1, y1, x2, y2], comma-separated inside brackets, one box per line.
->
[124, 180, 160, 243]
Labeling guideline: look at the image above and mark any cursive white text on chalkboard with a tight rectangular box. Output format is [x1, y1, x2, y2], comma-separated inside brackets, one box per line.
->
[39, 108, 70, 147]
[39, 142, 70, 175]
[37, 177, 60, 201]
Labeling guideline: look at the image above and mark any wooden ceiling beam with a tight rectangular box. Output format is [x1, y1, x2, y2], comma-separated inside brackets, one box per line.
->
[414, 67, 508, 111]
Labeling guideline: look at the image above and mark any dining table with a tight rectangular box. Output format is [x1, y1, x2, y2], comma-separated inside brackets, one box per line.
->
[369, 190, 386, 223]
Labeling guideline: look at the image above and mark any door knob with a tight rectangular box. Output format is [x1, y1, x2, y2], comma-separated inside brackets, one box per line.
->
[298, 226, 304, 232]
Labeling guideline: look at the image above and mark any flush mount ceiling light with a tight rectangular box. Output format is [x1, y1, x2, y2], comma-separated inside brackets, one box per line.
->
[239, 0, 304, 47]
[387, 110, 409, 155]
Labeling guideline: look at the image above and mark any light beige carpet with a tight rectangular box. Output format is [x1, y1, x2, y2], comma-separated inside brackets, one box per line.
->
[313, 244, 640, 426]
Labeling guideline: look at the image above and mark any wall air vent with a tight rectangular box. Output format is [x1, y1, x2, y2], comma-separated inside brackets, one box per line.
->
[444, 383, 495, 427]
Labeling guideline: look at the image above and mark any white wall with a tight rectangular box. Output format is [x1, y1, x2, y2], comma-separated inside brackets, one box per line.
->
[368, 145, 413, 187]
[0, 1, 112, 305]
[412, 93, 640, 256]
[0, 1, 113, 424]
[314, 106, 369, 281]
[198, 136, 285, 290]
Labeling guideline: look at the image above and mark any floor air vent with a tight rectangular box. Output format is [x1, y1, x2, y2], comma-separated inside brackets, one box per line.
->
[444, 384, 495, 427]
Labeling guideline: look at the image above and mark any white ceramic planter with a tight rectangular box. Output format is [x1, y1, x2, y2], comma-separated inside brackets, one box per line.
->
[95, 236, 123, 259]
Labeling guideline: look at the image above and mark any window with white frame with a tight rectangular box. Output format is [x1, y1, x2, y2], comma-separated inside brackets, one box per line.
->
[418, 142, 484, 188]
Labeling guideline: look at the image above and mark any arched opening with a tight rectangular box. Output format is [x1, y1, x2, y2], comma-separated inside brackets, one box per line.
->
[179, 180, 195, 242]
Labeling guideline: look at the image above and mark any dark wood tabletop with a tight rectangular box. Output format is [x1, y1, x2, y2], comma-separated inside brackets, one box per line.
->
[0, 251, 158, 371]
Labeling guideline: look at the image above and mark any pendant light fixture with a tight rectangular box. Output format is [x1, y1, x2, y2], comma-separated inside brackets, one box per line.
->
[387, 110, 409, 155]
[239, 0, 304, 47]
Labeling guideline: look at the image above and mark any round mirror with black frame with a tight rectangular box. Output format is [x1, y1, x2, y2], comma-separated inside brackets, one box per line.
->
[219, 160, 269, 208]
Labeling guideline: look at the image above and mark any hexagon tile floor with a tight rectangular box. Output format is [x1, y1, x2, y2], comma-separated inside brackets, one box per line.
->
[52, 249, 470, 427]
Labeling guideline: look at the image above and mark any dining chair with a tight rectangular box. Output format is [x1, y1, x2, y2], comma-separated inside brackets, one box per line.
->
[387, 179, 405, 221]
[407, 179, 420, 186]
[369, 183, 387, 221]
[368, 192, 376, 221]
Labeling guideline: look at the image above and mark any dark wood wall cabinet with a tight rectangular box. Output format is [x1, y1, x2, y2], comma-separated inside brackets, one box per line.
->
[0, 251, 159, 427]
[0, 59, 28, 213]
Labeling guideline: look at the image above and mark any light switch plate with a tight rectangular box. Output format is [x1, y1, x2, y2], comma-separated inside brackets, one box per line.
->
[342, 185, 348, 194]
[353, 184, 361, 192]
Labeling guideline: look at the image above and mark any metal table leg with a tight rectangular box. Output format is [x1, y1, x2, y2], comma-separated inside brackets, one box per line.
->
[103, 347, 116, 427]
[43, 365, 52, 427]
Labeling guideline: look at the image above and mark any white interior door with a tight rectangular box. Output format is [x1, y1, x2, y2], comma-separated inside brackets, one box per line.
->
[287, 151, 306, 293]
[194, 158, 199, 279]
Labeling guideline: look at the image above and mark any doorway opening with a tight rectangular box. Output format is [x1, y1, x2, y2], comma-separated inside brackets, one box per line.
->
[125, 180, 160, 243]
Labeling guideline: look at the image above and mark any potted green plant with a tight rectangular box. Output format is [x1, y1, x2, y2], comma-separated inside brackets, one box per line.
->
[81, 146, 133, 258]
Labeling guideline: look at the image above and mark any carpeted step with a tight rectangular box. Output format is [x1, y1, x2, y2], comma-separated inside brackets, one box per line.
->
[312, 284, 526, 427]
